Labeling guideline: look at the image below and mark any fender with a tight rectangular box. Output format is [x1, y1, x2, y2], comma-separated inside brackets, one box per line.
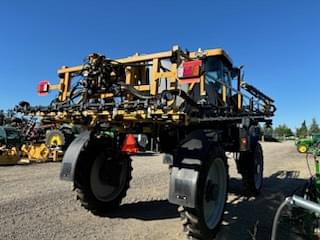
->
[168, 129, 218, 208]
[60, 130, 91, 181]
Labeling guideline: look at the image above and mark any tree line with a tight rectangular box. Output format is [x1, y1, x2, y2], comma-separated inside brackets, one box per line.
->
[268, 118, 320, 138]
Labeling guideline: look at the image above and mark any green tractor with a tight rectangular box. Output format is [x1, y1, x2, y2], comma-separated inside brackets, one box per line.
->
[296, 133, 320, 153]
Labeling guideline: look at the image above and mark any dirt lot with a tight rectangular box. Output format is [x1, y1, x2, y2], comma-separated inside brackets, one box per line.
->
[0, 141, 312, 240]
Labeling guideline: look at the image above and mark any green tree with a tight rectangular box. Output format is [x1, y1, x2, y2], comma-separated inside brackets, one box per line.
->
[309, 118, 320, 135]
[274, 124, 293, 137]
[296, 120, 308, 138]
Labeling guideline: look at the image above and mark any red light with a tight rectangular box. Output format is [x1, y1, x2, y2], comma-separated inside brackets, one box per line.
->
[178, 60, 202, 83]
[121, 134, 139, 154]
[241, 137, 248, 145]
[37, 80, 50, 96]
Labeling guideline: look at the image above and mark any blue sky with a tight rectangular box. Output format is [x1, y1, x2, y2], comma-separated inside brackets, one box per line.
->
[0, 1, 319, 130]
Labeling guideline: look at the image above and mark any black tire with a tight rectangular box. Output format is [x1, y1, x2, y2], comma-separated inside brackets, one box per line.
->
[74, 147, 132, 214]
[179, 146, 228, 240]
[239, 142, 264, 196]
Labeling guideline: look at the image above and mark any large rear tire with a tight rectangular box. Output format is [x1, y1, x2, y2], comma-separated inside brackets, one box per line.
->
[179, 146, 228, 239]
[74, 148, 132, 214]
[239, 142, 264, 196]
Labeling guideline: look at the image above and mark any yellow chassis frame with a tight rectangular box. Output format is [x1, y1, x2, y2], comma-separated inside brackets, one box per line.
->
[41, 47, 246, 125]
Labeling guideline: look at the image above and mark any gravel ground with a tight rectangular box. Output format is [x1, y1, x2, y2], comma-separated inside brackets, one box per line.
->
[0, 141, 312, 240]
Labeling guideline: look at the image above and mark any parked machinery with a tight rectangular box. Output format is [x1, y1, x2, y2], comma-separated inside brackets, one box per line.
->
[0, 126, 21, 165]
[296, 133, 320, 153]
[18, 116, 74, 162]
[17, 46, 275, 239]
[4, 108, 75, 162]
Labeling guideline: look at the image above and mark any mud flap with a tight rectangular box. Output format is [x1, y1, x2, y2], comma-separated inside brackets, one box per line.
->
[60, 130, 91, 181]
[168, 129, 217, 208]
[169, 166, 199, 208]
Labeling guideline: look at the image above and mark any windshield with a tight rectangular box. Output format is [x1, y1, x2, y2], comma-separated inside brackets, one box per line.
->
[204, 56, 233, 105]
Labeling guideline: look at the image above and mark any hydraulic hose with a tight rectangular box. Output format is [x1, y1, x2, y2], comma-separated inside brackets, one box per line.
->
[271, 197, 291, 240]
[269, 104, 277, 114]
[165, 89, 200, 108]
[271, 195, 320, 240]
[120, 84, 200, 109]
[120, 84, 154, 100]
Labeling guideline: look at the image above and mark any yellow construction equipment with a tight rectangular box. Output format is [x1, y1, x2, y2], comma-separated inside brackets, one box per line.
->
[0, 146, 20, 165]
[21, 143, 62, 162]
[0, 116, 68, 164]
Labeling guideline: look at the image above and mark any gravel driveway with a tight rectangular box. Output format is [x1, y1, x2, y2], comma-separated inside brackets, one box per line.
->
[0, 141, 311, 240]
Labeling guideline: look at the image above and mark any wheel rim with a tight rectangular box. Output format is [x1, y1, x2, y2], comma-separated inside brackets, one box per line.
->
[299, 145, 307, 153]
[203, 157, 227, 229]
[254, 149, 263, 190]
[90, 153, 128, 202]
[49, 135, 63, 146]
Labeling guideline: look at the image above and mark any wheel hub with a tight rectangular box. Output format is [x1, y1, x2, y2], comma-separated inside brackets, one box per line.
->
[99, 161, 121, 186]
[90, 153, 128, 202]
[203, 157, 227, 229]
[205, 180, 219, 202]
[254, 151, 263, 189]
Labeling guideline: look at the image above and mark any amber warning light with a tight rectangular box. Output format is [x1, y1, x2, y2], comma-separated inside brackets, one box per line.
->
[37, 80, 50, 96]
